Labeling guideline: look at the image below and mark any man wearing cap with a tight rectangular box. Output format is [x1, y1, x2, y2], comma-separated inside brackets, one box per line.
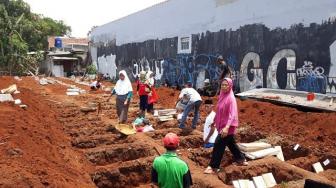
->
[177, 82, 202, 129]
[151, 133, 193, 188]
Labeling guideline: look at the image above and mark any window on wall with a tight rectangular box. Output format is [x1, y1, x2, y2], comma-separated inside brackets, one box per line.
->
[181, 37, 190, 50]
[178, 36, 192, 54]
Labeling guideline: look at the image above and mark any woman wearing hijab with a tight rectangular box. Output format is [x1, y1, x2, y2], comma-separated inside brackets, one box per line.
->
[107, 70, 133, 123]
[137, 71, 151, 115]
[204, 78, 247, 174]
[146, 71, 158, 114]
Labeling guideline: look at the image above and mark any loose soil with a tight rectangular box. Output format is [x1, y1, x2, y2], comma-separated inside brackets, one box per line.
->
[0, 76, 335, 187]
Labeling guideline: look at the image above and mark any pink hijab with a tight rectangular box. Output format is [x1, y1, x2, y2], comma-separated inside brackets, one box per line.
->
[214, 78, 239, 135]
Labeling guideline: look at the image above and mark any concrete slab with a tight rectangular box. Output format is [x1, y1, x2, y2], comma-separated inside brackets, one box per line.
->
[158, 109, 177, 116]
[323, 159, 330, 166]
[237, 88, 336, 112]
[238, 179, 250, 188]
[1, 84, 17, 94]
[252, 176, 267, 188]
[0, 94, 14, 102]
[66, 92, 79, 96]
[312, 162, 324, 173]
[244, 147, 279, 160]
[262, 173, 277, 187]
[238, 142, 272, 152]
[232, 180, 240, 188]
[274, 146, 285, 161]
[249, 181, 256, 188]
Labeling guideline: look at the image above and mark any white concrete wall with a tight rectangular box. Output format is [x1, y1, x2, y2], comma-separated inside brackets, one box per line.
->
[91, 0, 336, 45]
[97, 54, 118, 79]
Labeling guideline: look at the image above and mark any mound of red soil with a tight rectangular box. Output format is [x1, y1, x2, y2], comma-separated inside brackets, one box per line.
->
[0, 77, 94, 187]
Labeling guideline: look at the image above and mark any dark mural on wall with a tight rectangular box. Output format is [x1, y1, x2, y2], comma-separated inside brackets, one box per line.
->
[96, 20, 336, 93]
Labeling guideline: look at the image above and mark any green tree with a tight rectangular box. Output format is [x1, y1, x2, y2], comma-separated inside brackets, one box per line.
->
[0, 0, 71, 75]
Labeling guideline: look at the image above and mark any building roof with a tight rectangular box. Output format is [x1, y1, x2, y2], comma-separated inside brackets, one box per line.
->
[48, 36, 89, 49]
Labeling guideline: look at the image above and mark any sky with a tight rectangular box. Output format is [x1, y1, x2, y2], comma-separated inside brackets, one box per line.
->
[23, 0, 167, 37]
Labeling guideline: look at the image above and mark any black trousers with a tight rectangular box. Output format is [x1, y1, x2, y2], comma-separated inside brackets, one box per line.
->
[209, 134, 245, 169]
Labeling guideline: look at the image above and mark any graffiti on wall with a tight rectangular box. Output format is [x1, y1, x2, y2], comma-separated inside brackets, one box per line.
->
[239, 52, 263, 92]
[267, 49, 296, 90]
[95, 22, 336, 94]
[328, 40, 336, 93]
[296, 61, 327, 93]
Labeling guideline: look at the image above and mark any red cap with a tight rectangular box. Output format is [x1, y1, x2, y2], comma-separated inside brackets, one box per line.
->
[163, 133, 179, 149]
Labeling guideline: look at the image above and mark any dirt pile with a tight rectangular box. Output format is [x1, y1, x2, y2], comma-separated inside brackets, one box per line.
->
[0, 77, 94, 187]
[1, 76, 335, 187]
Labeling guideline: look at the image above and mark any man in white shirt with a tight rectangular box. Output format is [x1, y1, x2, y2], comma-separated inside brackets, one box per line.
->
[177, 82, 202, 129]
[203, 99, 218, 148]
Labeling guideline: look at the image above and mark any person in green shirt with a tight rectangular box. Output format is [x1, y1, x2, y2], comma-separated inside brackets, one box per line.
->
[151, 133, 192, 188]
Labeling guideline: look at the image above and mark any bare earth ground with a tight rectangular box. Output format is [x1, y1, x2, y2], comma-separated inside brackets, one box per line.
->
[0, 76, 335, 187]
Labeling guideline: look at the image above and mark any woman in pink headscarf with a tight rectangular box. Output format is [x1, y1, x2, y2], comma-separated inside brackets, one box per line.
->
[204, 78, 247, 174]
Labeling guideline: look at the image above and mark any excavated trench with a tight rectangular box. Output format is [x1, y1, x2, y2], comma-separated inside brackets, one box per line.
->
[85, 143, 157, 165]
[50, 86, 335, 187]
[218, 161, 305, 185]
[91, 157, 154, 188]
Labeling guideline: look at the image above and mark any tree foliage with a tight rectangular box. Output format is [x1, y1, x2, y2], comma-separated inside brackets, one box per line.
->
[0, 0, 71, 75]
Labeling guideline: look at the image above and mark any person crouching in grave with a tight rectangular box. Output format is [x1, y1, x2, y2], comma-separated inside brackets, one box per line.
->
[177, 82, 202, 129]
[107, 70, 133, 124]
[151, 133, 193, 188]
[204, 78, 247, 174]
[203, 99, 218, 148]
[90, 77, 102, 90]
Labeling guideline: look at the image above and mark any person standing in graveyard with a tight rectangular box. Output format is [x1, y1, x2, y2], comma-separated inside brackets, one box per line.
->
[177, 82, 202, 129]
[147, 70, 158, 114]
[203, 99, 218, 148]
[137, 71, 151, 116]
[107, 70, 133, 123]
[151, 133, 193, 188]
[216, 55, 233, 95]
[204, 78, 247, 174]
